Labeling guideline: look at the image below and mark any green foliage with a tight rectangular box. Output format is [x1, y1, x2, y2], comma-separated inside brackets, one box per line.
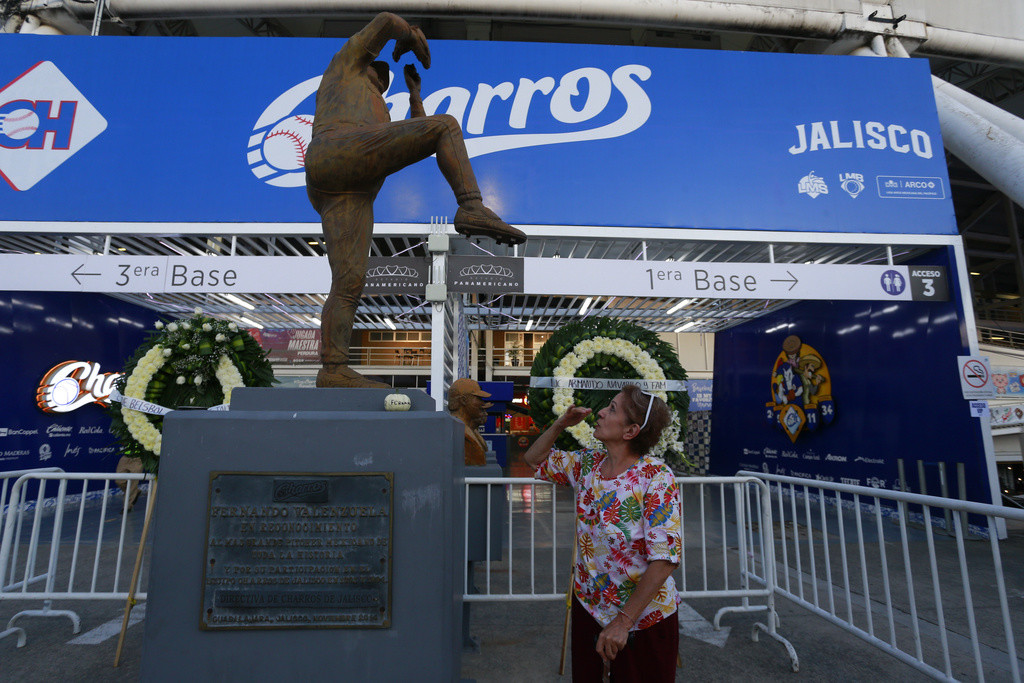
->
[107, 311, 276, 473]
[528, 318, 689, 466]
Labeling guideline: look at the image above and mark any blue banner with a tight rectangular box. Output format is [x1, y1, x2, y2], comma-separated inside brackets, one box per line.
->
[0, 36, 954, 233]
[0, 291, 158, 474]
[708, 249, 994, 504]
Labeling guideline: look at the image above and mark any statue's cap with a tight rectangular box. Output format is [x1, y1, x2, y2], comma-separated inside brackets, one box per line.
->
[450, 377, 490, 398]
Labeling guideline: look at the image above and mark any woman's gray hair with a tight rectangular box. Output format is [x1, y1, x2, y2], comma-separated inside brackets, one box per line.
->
[619, 384, 671, 455]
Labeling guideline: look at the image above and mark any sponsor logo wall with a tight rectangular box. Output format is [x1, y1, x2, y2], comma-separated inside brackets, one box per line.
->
[710, 250, 993, 504]
[1, 36, 953, 234]
[0, 290, 159, 473]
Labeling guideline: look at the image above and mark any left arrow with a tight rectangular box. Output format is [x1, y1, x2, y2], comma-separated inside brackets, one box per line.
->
[71, 264, 101, 285]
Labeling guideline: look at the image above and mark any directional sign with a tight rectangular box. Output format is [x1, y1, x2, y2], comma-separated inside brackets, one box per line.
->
[0, 255, 331, 293]
[0, 255, 949, 302]
[523, 259, 950, 301]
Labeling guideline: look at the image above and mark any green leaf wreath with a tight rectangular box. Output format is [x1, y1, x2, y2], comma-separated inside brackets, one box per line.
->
[528, 318, 690, 467]
[108, 308, 276, 473]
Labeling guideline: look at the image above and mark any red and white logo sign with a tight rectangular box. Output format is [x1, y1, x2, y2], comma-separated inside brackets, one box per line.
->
[36, 361, 122, 414]
[0, 61, 108, 190]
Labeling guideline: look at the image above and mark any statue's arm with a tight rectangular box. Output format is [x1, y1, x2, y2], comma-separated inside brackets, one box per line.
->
[352, 12, 430, 67]
[404, 64, 426, 118]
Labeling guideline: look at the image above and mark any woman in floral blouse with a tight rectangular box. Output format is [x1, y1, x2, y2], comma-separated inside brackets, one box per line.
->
[525, 384, 682, 682]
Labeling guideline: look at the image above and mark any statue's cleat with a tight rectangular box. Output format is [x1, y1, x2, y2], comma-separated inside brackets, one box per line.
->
[454, 206, 527, 246]
[316, 365, 390, 389]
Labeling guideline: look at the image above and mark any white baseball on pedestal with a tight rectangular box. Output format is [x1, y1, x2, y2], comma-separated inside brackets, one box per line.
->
[384, 393, 412, 412]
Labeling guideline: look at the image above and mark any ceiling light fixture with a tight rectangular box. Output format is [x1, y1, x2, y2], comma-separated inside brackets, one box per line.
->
[674, 321, 698, 333]
[223, 293, 255, 310]
[525, 319, 534, 331]
[578, 297, 594, 316]
[384, 317, 397, 330]
[239, 316, 263, 330]
[666, 298, 692, 315]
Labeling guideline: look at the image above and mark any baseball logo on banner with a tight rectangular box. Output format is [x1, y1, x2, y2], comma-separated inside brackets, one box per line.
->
[0, 61, 108, 191]
[766, 334, 834, 443]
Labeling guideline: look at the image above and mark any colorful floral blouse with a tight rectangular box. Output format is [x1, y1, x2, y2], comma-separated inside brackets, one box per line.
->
[535, 448, 682, 629]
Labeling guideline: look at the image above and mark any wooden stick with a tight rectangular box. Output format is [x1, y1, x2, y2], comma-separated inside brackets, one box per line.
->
[114, 477, 157, 667]
[558, 530, 578, 676]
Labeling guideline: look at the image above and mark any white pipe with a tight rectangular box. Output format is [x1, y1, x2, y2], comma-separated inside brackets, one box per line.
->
[934, 86, 1024, 208]
[885, 36, 1024, 207]
[932, 76, 1024, 147]
[60, 0, 847, 36]
[922, 25, 1024, 66]
[27, 0, 1024, 64]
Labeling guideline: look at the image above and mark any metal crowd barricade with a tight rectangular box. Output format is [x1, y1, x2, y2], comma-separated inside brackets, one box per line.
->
[0, 470, 155, 649]
[739, 471, 1024, 683]
[0, 468, 65, 647]
[462, 475, 799, 671]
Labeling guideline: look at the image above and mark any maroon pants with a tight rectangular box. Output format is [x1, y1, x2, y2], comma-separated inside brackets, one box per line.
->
[571, 598, 679, 682]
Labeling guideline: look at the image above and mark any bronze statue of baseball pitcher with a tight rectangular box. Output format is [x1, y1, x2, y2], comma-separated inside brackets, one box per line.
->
[306, 13, 526, 388]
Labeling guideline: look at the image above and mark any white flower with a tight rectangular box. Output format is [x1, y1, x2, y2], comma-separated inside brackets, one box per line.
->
[182, 322, 191, 330]
[155, 321, 164, 330]
[215, 334, 226, 342]
[194, 376, 203, 385]
[176, 376, 185, 385]
[182, 343, 191, 351]
[228, 323, 237, 331]
[167, 323, 178, 332]
[194, 307, 202, 315]
[162, 348, 172, 357]
[203, 323, 213, 332]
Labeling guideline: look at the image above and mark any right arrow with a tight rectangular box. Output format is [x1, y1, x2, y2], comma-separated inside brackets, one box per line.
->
[770, 270, 798, 291]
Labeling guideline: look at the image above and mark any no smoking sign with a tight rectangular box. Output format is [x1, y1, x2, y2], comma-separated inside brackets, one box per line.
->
[958, 356, 994, 399]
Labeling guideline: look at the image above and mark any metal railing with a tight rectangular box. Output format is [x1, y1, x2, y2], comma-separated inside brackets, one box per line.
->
[462, 475, 799, 671]
[488, 348, 539, 368]
[7, 467, 1018, 679]
[0, 471, 155, 648]
[350, 345, 431, 367]
[740, 471, 1024, 683]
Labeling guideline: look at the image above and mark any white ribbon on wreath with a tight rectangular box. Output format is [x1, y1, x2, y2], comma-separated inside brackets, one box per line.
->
[118, 345, 245, 457]
[550, 336, 685, 457]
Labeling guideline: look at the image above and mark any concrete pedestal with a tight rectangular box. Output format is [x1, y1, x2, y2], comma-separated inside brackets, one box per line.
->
[140, 388, 464, 682]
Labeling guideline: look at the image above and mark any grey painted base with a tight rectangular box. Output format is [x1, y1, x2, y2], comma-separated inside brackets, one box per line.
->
[140, 389, 464, 682]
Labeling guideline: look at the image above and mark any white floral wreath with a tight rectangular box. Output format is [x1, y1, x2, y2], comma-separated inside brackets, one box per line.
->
[551, 336, 684, 456]
[121, 343, 245, 457]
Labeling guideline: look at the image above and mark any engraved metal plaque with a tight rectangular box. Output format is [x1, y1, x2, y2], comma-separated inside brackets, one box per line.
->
[201, 472, 393, 630]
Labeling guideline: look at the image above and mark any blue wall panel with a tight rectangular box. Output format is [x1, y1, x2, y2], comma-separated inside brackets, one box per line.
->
[0, 291, 159, 473]
[709, 248, 993, 503]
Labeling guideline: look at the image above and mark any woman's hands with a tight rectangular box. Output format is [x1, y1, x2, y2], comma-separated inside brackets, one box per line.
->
[523, 405, 591, 468]
[556, 405, 592, 428]
[595, 613, 631, 662]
